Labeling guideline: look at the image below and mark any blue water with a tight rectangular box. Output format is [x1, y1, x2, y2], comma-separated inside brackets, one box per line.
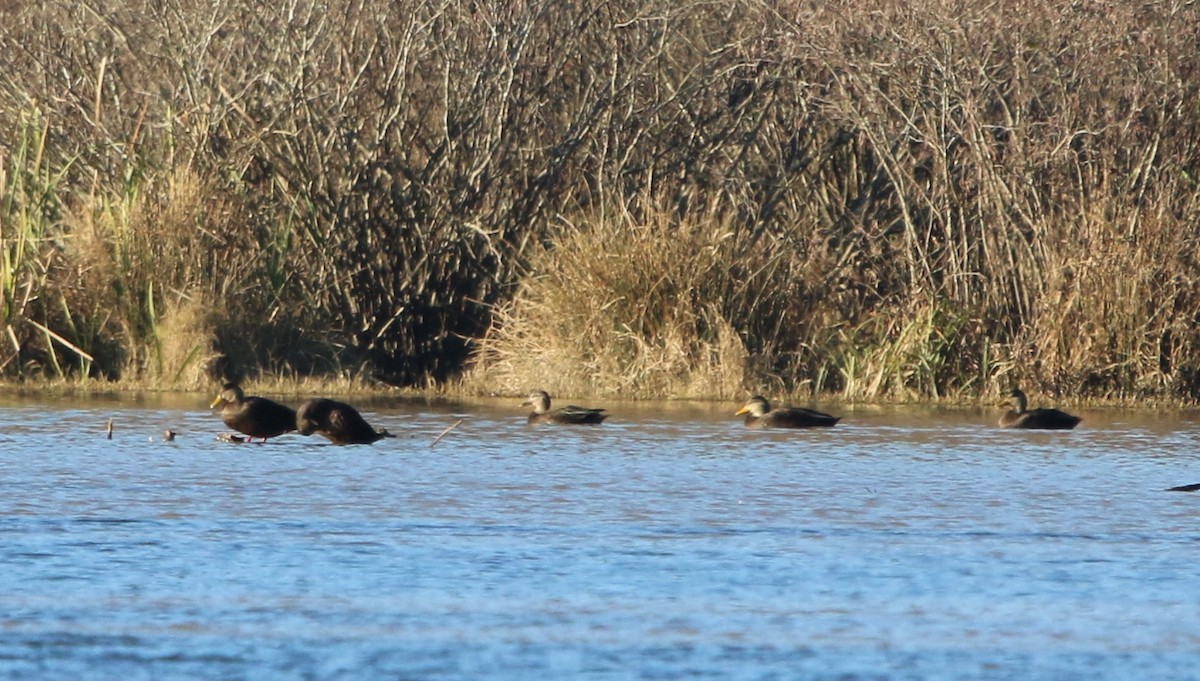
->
[2, 394, 1199, 680]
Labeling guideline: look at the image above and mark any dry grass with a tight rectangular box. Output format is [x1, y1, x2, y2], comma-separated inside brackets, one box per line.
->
[1, 0, 1199, 402]
[466, 207, 766, 399]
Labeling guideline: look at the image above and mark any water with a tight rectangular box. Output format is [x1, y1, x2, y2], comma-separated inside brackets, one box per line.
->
[2, 393, 1200, 680]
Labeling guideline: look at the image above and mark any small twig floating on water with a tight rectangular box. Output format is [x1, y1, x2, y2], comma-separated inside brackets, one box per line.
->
[430, 419, 464, 449]
[106, 418, 113, 440]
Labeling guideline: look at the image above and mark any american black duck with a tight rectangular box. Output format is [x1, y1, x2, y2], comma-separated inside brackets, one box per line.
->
[735, 395, 840, 428]
[522, 390, 607, 425]
[210, 383, 297, 442]
[296, 398, 394, 445]
[999, 388, 1080, 430]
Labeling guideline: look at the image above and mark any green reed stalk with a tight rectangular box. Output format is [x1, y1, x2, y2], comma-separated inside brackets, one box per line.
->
[0, 107, 78, 377]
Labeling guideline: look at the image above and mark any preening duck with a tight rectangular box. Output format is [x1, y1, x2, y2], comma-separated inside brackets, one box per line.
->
[296, 398, 394, 445]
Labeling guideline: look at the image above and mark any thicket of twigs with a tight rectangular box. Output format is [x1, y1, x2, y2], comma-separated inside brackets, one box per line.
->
[1, 0, 1198, 401]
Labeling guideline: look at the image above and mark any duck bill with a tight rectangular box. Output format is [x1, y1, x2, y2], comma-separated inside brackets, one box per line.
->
[735, 406, 750, 416]
[210, 395, 225, 408]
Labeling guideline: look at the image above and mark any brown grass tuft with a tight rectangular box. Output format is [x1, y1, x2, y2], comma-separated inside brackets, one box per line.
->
[467, 206, 827, 400]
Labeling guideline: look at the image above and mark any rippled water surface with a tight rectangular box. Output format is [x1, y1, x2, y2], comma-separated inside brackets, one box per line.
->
[3, 393, 1200, 680]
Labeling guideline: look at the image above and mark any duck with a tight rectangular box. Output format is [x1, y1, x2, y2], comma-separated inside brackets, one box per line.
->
[296, 398, 395, 445]
[210, 383, 297, 442]
[999, 388, 1081, 430]
[735, 395, 840, 428]
[522, 389, 607, 425]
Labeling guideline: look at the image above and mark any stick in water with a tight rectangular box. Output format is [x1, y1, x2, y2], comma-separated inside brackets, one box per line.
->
[430, 419, 464, 449]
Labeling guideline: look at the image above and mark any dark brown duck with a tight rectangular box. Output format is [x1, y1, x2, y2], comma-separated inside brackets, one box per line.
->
[523, 390, 607, 425]
[735, 395, 840, 428]
[998, 388, 1080, 430]
[210, 383, 297, 442]
[296, 398, 394, 445]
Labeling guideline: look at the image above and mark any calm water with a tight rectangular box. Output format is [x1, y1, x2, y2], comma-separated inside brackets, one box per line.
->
[2, 393, 1199, 680]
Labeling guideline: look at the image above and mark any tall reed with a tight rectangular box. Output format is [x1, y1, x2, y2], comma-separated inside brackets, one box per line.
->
[0, 107, 84, 376]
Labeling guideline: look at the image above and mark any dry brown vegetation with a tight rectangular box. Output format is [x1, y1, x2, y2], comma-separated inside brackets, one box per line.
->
[1, 0, 1198, 401]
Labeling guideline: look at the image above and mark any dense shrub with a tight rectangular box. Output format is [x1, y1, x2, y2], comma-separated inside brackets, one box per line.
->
[1, 0, 1198, 400]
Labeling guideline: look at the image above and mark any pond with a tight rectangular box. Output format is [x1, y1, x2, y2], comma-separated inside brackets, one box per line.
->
[1, 392, 1198, 680]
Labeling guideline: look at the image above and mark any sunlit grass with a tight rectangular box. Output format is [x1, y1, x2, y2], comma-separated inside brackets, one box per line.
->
[1, 0, 1199, 403]
[0, 106, 77, 376]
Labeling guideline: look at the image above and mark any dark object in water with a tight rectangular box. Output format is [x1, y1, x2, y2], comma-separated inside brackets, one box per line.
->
[1166, 483, 1200, 492]
[296, 398, 394, 445]
[999, 388, 1081, 430]
[735, 395, 840, 428]
[210, 383, 296, 442]
[522, 390, 607, 425]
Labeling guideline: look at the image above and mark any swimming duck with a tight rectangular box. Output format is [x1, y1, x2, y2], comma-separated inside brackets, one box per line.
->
[296, 398, 395, 445]
[999, 388, 1080, 430]
[523, 390, 608, 425]
[735, 395, 840, 428]
[210, 383, 297, 442]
